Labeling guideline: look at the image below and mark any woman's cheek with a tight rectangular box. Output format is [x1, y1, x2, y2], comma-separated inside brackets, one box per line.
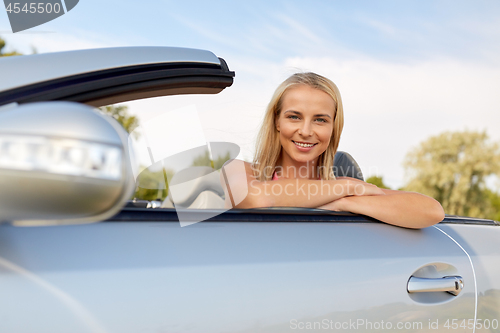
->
[320, 126, 334, 144]
[317, 129, 330, 144]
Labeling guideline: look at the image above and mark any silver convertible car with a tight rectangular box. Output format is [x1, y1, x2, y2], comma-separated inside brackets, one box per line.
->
[0, 47, 499, 333]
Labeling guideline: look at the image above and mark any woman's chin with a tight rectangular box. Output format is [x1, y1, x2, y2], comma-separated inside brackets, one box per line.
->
[290, 153, 319, 164]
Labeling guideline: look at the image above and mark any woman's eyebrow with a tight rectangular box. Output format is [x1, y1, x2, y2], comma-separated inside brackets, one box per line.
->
[283, 110, 332, 119]
[314, 113, 332, 119]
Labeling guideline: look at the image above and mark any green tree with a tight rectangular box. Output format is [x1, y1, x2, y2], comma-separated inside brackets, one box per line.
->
[98, 106, 144, 198]
[99, 105, 140, 139]
[403, 130, 500, 219]
[366, 176, 391, 189]
[134, 151, 232, 202]
[485, 189, 500, 221]
[134, 166, 173, 201]
[0, 37, 23, 57]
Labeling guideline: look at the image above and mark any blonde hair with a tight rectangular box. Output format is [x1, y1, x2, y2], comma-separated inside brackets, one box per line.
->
[253, 72, 344, 181]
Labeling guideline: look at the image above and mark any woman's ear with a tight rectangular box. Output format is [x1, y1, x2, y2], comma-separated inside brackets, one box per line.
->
[275, 115, 280, 132]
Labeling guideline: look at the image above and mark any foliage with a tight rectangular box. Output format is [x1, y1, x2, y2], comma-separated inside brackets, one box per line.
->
[99, 105, 140, 139]
[99, 105, 145, 198]
[485, 189, 500, 222]
[365, 176, 391, 189]
[133, 150, 232, 202]
[133, 149, 232, 202]
[192, 150, 231, 170]
[0, 37, 23, 57]
[133, 166, 173, 201]
[403, 130, 500, 219]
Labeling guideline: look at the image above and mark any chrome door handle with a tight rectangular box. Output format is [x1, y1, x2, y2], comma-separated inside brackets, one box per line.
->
[407, 276, 464, 296]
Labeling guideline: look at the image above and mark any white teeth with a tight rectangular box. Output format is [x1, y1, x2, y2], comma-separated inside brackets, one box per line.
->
[294, 141, 315, 148]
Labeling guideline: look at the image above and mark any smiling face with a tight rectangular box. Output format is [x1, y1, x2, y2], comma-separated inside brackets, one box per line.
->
[275, 84, 336, 168]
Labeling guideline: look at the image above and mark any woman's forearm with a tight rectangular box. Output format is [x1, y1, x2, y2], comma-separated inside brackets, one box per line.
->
[221, 161, 385, 210]
[242, 179, 352, 208]
[231, 178, 384, 209]
[329, 190, 445, 229]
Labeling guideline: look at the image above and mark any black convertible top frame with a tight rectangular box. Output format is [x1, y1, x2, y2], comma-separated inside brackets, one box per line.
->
[0, 58, 234, 107]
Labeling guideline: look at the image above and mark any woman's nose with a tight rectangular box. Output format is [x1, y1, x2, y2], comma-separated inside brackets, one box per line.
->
[298, 121, 313, 136]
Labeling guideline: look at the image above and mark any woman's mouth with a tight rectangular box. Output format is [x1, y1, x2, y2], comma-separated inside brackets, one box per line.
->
[293, 140, 317, 150]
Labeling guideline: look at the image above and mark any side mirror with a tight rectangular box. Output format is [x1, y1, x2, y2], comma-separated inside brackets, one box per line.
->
[0, 102, 135, 226]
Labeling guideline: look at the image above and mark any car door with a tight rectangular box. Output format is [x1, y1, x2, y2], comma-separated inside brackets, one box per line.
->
[0, 209, 485, 333]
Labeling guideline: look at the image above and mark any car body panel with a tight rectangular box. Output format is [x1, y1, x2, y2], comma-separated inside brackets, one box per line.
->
[0, 215, 482, 332]
[435, 223, 500, 330]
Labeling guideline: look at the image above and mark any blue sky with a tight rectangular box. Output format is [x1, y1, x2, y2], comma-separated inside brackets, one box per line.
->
[3, 0, 499, 63]
[1, 0, 499, 188]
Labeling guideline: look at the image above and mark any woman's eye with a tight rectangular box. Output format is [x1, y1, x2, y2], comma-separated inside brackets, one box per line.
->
[315, 118, 327, 123]
[288, 115, 300, 120]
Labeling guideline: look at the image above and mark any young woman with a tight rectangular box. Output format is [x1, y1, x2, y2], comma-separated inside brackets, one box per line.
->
[221, 72, 444, 229]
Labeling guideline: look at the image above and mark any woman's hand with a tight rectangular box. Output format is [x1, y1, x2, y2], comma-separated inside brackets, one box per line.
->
[319, 189, 445, 229]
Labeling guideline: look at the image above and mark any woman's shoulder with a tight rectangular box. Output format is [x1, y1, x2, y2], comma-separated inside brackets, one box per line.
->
[221, 159, 255, 179]
[222, 159, 252, 169]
